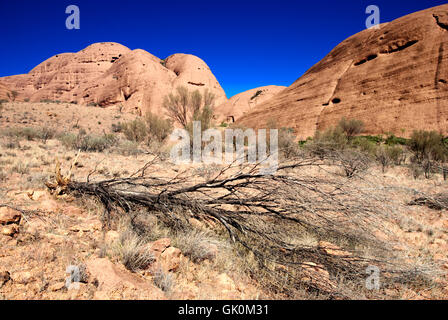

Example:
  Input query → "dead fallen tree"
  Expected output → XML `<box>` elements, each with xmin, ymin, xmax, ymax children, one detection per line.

<box><xmin>408</xmin><ymin>193</ymin><xmax>448</xmax><ymax>210</ymax></box>
<box><xmin>46</xmin><ymin>156</ymin><xmax>440</xmax><ymax>299</ymax></box>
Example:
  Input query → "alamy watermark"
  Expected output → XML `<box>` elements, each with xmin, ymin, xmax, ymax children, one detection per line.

<box><xmin>65</xmin><ymin>265</ymin><xmax>81</xmax><ymax>290</ymax></box>
<box><xmin>66</xmin><ymin>5</ymin><xmax>80</xmax><ymax>30</ymax></box>
<box><xmin>365</xmin><ymin>5</ymin><xmax>380</xmax><ymax>29</ymax></box>
<box><xmin>170</xmin><ymin>121</ymin><xmax>279</xmax><ymax>175</ymax></box>
<box><xmin>365</xmin><ymin>265</ymin><xmax>380</xmax><ymax>290</ymax></box>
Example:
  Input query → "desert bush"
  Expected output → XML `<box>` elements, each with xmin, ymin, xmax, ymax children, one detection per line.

<box><xmin>153</xmin><ymin>268</ymin><xmax>173</xmax><ymax>293</ymax></box>
<box><xmin>338</xmin><ymin>117</ymin><xmax>365</xmax><ymax>139</ymax></box>
<box><xmin>174</xmin><ymin>230</ymin><xmax>225</xmax><ymax>263</ymax></box>
<box><xmin>408</xmin><ymin>130</ymin><xmax>447</xmax><ymax>163</ymax></box>
<box><xmin>59</xmin><ymin>132</ymin><xmax>117</xmax><ymax>152</ymax></box>
<box><xmin>306</xmin><ymin>126</ymin><xmax>348</xmax><ymax>158</ymax></box>
<box><xmin>408</xmin><ymin>130</ymin><xmax>448</xmax><ymax>178</ymax></box>
<box><xmin>122</xmin><ymin>119</ymin><xmax>148</xmax><ymax>143</ymax></box>
<box><xmin>164</xmin><ymin>86</ymin><xmax>215</xmax><ymax>129</ymax></box>
<box><xmin>353</xmin><ymin>137</ymin><xmax>378</xmax><ymax>156</ymax></box>
<box><xmin>409</xmin><ymin>163</ymin><xmax>424</xmax><ymax>180</ymax></box>
<box><xmin>375</xmin><ymin>145</ymin><xmax>392</xmax><ymax>173</ymax></box>
<box><xmin>3</xmin><ymin>138</ymin><xmax>20</xmax><ymax>149</ymax></box>
<box><xmin>387</xmin><ymin>145</ymin><xmax>406</xmax><ymax>165</ymax></box>
<box><xmin>144</xmin><ymin>112</ymin><xmax>173</xmax><ymax>143</ymax></box>
<box><xmin>375</xmin><ymin>145</ymin><xmax>405</xmax><ymax>173</ymax></box>
<box><xmin>2</xmin><ymin>127</ymin><xmax>55</xmax><ymax>143</ymax></box>
<box><xmin>122</xmin><ymin>114</ymin><xmax>173</xmax><ymax>146</ymax></box>
<box><xmin>38</xmin><ymin>127</ymin><xmax>56</xmax><ymax>144</ymax></box>
<box><xmin>10</xmin><ymin>161</ymin><xmax>29</xmax><ymax>175</ymax></box>
<box><xmin>335</xmin><ymin>149</ymin><xmax>371</xmax><ymax>178</ymax></box>
<box><xmin>116</xmin><ymin>229</ymin><xmax>154</xmax><ymax>272</ymax></box>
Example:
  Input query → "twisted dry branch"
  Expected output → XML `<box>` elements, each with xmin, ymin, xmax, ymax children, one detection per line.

<box><xmin>46</xmin><ymin>156</ymin><xmax>440</xmax><ymax>298</ymax></box>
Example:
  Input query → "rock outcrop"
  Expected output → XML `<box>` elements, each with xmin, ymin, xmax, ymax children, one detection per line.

<box><xmin>0</xmin><ymin>42</ymin><xmax>227</xmax><ymax>116</ymax></box>
<box><xmin>214</xmin><ymin>85</ymin><xmax>286</xmax><ymax>123</ymax></box>
<box><xmin>0</xmin><ymin>83</ymin><xmax>12</xmax><ymax>101</ymax></box>
<box><xmin>237</xmin><ymin>4</ymin><xmax>448</xmax><ymax>139</ymax></box>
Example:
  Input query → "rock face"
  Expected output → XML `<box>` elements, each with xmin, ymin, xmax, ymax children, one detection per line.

<box><xmin>0</xmin><ymin>83</ymin><xmax>12</xmax><ymax>101</ymax></box>
<box><xmin>0</xmin><ymin>42</ymin><xmax>227</xmax><ymax>115</ymax></box>
<box><xmin>238</xmin><ymin>4</ymin><xmax>448</xmax><ymax>139</ymax></box>
<box><xmin>214</xmin><ymin>85</ymin><xmax>286</xmax><ymax>123</ymax></box>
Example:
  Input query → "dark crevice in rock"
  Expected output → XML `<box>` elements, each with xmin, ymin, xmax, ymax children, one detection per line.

<box><xmin>439</xmin><ymin>79</ymin><xmax>447</xmax><ymax>84</ymax></box>
<box><xmin>435</xmin><ymin>43</ymin><xmax>444</xmax><ymax>89</ymax></box>
<box><xmin>188</xmin><ymin>82</ymin><xmax>205</xmax><ymax>87</ymax></box>
<box><xmin>433</xmin><ymin>13</ymin><xmax>448</xmax><ymax>31</ymax></box>
<box><xmin>381</xmin><ymin>40</ymin><xmax>419</xmax><ymax>54</ymax></box>
<box><xmin>124</xmin><ymin>92</ymin><xmax>132</xmax><ymax>101</ymax></box>
<box><xmin>354</xmin><ymin>54</ymin><xmax>378</xmax><ymax>66</ymax></box>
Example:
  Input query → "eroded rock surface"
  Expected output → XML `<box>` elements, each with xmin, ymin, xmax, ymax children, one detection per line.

<box><xmin>0</xmin><ymin>42</ymin><xmax>227</xmax><ymax>116</ymax></box>
<box><xmin>238</xmin><ymin>4</ymin><xmax>448</xmax><ymax>139</ymax></box>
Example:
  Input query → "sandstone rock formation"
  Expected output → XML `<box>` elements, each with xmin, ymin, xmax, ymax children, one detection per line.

<box><xmin>214</xmin><ymin>85</ymin><xmax>286</xmax><ymax>123</ymax></box>
<box><xmin>0</xmin><ymin>42</ymin><xmax>227</xmax><ymax>116</ymax></box>
<box><xmin>0</xmin><ymin>83</ymin><xmax>12</xmax><ymax>101</ymax></box>
<box><xmin>238</xmin><ymin>4</ymin><xmax>448</xmax><ymax>139</ymax></box>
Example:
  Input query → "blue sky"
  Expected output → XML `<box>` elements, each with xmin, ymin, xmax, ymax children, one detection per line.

<box><xmin>0</xmin><ymin>0</ymin><xmax>446</xmax><ymax>98</ymax></box>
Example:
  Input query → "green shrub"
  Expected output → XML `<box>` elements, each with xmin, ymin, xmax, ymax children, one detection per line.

<box><xmin>408</xmin><ymin>130</ymin><xmax>447</xmax><ymax>163</ymax></box>
<box><xmin>407</xmin><ymin>130</ymin><xmax>447</xmax><ymax>179</ymax></box>
<box><xmin>306</xmin><ymin>126</ymin><xmax>348</xmax><ymax>158</ymax></box>
<box><xmin>386</xmin><ymin>145</ymin><xmax>406</xmax><ymax>165</ymax></box>
<box><xmin>355</xmin><ymin>135</ymin><xmax>384</xmax><ymax>144</ymax></box>
<box><xmin>353</xmin><ymin>138</ymin><xmax>377</xmax><ymax>156</ymax></box>
<box><xmin>122</xmin><ymin>119</ymin><xmax>148</xmax><ymax>143</ymax></box>
<box><xmin>338</xmin><ymin>117</ymin><xmax>365</xmax><ymax>139</ymax></box>
<box><xmin>385</xmin><ymin>135</ymin><xmax>408</xmax><ymax>146</ymax></box>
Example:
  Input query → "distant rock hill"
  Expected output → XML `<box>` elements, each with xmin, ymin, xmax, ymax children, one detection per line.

<box><xmin>237</xmin><ymin>4</ymin><xmax>448</xmax><ymax>139</ymax></box>
<box><xmin>0</xmin><ymin>42</ymin><xmax>227</xmax><ymax>115</ymax></box>
<box><xmin>2</xmin><ymin>4</ymin><xmax>448</xmax><ymax>137</ymax></box>
<box><xmin>215</xmin><ymin>85</ymin><xmax>286</xmax><ymax>123</ymax></box>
